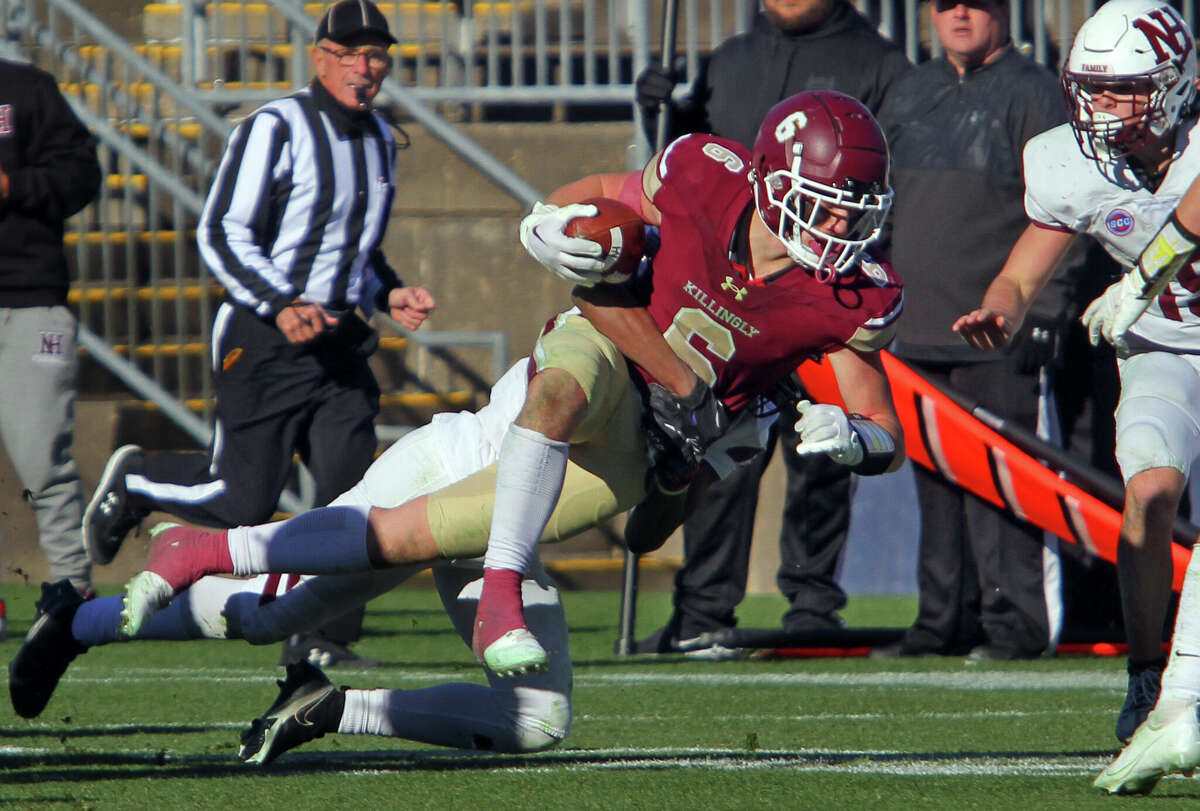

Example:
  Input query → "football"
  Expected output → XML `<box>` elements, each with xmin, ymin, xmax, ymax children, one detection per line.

<box><xmin>564</xmin><ymin>197</ymin><xmax>647</xmax><ymax>284</ymax></box>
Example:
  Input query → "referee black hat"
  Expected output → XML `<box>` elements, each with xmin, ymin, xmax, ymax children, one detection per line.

<box><xmin>315</xmin><ymin>0</ymin><xmax>397</xmax><ymax>45</ymax></box>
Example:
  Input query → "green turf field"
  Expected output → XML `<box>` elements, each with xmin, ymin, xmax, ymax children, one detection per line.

<box><xmin>2</xmin><ymin>582</ymin><xmax>1194</xmax><ymax>809</ymax></box>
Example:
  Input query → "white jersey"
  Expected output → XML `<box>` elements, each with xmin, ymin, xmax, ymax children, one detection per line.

<box><xmin>1024</xmin><ymin>118</ymin><xmax>1200</xmax><ymax>351</ymax></box>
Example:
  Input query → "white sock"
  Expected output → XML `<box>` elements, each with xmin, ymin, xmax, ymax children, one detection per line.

<box><xmin>482</xmin><ymin>424</ymin><xmax>568</xmax><ymax>574</ymax></box>
<box><xmin>227</xmin><ymin>504</ymin><xmax>372</xmax><ymax>576</ymax></box>
<box><xmin>339</xmin><ymin>684</ymin><xmax>564</xmax><ymax>752</ymax></box>
<box><xmin>1160</xmin><ymin>549</ymin><xmax>1200</xmax><ymax>707</ymax></box>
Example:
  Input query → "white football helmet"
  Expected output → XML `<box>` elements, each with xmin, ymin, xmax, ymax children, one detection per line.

<box><xmin>1062</xmin><ymin>0</ymin><xmax>1197</xmax><ymax>163</ymax></box>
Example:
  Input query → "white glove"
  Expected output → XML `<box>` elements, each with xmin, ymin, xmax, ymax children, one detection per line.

<box><xmin>1080</xmin><ymin>270</ymin><xmax>1149</xmax><ymax>353</ymax></box>
<box><xmin>793</xmin><ymin>400</ymin><xmax>863</xmax><ymax>466</ymax></box>
<box><xmin>519</xmin><ymin>202</ymin><xmax>606</xmax><ymax>286</ymax></box>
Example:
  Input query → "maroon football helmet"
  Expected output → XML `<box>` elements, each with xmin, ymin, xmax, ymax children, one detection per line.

<box><xmin>751</xmin><ymin>91</ymin><xmax>892</xmax><ymax>281</ymax></box>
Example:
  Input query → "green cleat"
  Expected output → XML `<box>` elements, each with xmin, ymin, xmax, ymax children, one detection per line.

<box><xmin>1094</xmin><ymin>703</ymin><xmax>1200</xmax><ymax>795</ymax></box>
<box><xmin>481</xmin><ymin>628</ymin><xmax>548</xmax><ymax>678</ymax></box>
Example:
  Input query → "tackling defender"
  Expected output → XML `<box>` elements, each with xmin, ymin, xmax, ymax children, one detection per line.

<box><xmin>951</xmin><ymin>0</ymin><xmax>1200</xmax><ymax>793</ymax></box>
<box><xmin>11</xmin><ymin>91</ymin><xmax>905</xmax><ymax>763</ymax></box>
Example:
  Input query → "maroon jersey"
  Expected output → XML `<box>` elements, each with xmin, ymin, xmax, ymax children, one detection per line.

<box><xmin>641</xmin><ymin>134</ymin><xmax>903</xmax><ymax>414</ymax></box>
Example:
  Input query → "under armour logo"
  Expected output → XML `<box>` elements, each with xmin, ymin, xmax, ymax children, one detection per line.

<box><xmin>721</xmin><ymin>276</ymin><xmax>747</xmax><ymax>301</ymax></box>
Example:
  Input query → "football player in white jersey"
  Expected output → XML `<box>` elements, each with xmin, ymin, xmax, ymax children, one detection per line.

<box><xmin>952</xmin><ymin>0</ymin><xmax>1200</xmax><ymax>794</ymax></box>
<box><xmin>10</xmin><ymin>359</ymin><xmax>578</xmax><ymax>763</ymax></box>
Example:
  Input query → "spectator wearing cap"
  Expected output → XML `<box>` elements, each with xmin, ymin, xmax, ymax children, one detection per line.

<box><xmin>82</xmin><ymin>0</ymin><xmax>435</xmax><ymax>667</ymax></box>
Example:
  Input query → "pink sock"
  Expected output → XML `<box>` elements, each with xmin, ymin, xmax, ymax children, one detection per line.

<box><xmin>471</xmin><ymin>568</ymin><xmax>526</xmax><ymax>660</ymax></box>
<box><xmin>146</xmin><ymin>526</ymin><xmax>233</xmax><ymax>593</ymax></box>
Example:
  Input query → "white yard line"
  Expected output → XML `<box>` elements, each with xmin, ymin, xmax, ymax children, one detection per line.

<box><xmin>44</xmin><ymin>667</ymin><xmax>1127</xmax><ymax>691</ymax></box>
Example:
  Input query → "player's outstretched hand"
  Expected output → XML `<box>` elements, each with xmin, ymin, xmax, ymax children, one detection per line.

<box><xmin>519</xmin><ymin>202</ymin><xmax>606</xmax><ymax>286</ymax></box>
<box><xmin>951</xmin><ymin>308</ymin><xmax>1013</xmax><ymax>351</ymax></box>
<box><xmin>793</xmin><ymin>400</ymin><xmax>863</xmax><ymax>466</ymax></box>
<box><xmin>387</xmin><ymin>285</ymin><xmax>436</xmax><ymax>330</ymax></box>
<box><xmin>1081</xmin><ymin>272</ymin><xmax>1147</xmax><ymax>353</ymax></box>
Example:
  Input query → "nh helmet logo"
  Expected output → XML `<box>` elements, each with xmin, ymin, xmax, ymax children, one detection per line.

<box><xmin>1106</xmin><ymin>209</ymin><xmax>1135</xmax><ymax>236</ymax></box>
<box><xmin>774</xmin><ymin>112</ymin><xmax>808</xmax><ymax>142</ymax></box>
<box><xmin>1133</xmin><ymin>7</ymin><xmax>1192</xmax><ymax>63</ymax></box>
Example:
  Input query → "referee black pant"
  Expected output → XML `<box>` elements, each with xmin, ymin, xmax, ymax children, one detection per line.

<box><xmin>129</xmin><ymin>302</ymin><xmax>380</xmax><ymax>642</ymax></box>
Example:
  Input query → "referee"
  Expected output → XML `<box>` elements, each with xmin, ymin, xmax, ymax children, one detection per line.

<box><xmin>83</xmin><ymin>0</ymin><xmax>434</xmax><ymax>664</ymax></box>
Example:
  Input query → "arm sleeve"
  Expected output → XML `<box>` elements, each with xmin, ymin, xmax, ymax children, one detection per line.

<box><xmin>361</xmin><ymin>250</ymin><xmax>403</xmax><ymax>317</ymax></box>
<box><xmin>196</xmin><ymin>111</ymin><xmax>297</xmax><ymax>318</ymax></box>
<box><xmin>4</xmin><ymin>73</ymin><xmax>101</xmax><ymax>222</ymax></box>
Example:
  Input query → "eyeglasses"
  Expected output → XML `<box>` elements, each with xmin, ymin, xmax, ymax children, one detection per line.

<box><xmin>317</xmin><ymin>44</ymin><xmax>390</xmax><ymax>69</ymax></box>
<box><xmin>932</xmin><ymin>0</ymin><xmax>1003</xmax><ymax>12</ymax></box>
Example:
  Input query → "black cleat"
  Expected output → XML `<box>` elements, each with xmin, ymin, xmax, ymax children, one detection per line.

<box><xmin>83</xmin><ymin>445</ymin><xmax>147</xmax><ymax>565</ymax></box>
<box><xmin>280</xmin><ymin>633</ymin><xmax>381</xmax><ymax>669</ymax></box>
<box><xmin>1117</xmin><ymin>659</ymin><xmax>1165</xmax><ymax>744</ymax></box>
<box><xmin>9</xmin><ymin>580</ymin><xmax>88</xmax><ymax>718</ymax></box>
<box><xmin>239</xmin><ymin>660</ymin><xmax>345</xmax><ymax>765</ymax></box>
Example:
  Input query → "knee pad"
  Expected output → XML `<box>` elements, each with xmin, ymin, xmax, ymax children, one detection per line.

<box><xmin>509</xmin><ymin>686</ymin><xmax>571</xmax><ymax>752</ymax></box>
<box><xmin>1115</xmin><ymin>397</ymin><xmax>1198</xmax><ymax>481</ymax></box>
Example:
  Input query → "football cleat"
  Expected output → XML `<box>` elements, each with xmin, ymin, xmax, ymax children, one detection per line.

<box><xmin>1117</xmin><ymin>660</ymin><xmax>1164</xmax><ymax>743</ymax></box>
<box><xmin>1094</xmin><ymin>702</ymin><xmax>1200</xmax><ymax>795</ymax></box>
<box><xmin>9</xmin><ymin>580</ymin><xmax>88</xmax><ymax>718</ymax></box>
<box><xmin>479</xmin><ymin>628</ymin><xmax>548</xmax><ymax>677</ymax></box>
<box><xmin>83</xmin><ymin>444</ymin><xmax>146</xmax><ymax>565</ymax></box>
<box><xmin>239</xmin><ymin>660</ymin><xmax>345</xmax><ymax>766</ymax></box>
<box><xmin>280</xmin><ymin>633</ymin><xmax>381</xmax><ymax>669</ymax></box>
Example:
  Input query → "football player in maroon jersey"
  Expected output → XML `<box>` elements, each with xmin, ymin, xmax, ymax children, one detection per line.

<box><xmin>98</xmin><ymin>91</ymin><xmax>906</xmax><ymax>687</ymax></box>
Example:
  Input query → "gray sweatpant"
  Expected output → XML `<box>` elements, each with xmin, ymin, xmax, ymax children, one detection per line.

<box><xmin>0</xmin><ymin>305</ymin><xmax>90</xmax><ymax>592</ymax></box>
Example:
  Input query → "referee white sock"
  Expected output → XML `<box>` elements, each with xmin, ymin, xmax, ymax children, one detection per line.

<box><xmin>1159</xmin><ymin>549</ymin><xmax>1200</xmax><ymax>709</ymax></box>
<box><xmin>482</xmin><ymin>424</ymin><xmax>569</xmax><ymax>575</ymax></box>
<box><xmin>227</xmin><ymin>504</ymin><xmax>372</xmax><ymax>576</ymax></box>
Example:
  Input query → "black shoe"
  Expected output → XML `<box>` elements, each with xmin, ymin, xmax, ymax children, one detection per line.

<box><xmin>280</xmin><ymin>633</ymin><xmax>381</xmax><ymax>668</ymax></box>
<box><xmin>1116</xmin><ymin>658</ymin><xmax>1165</xmax><ymax>744</ymax></box>
<box><xmin>868</xmin><ymin>639</ymin><xmax>945</xmax><ymax>659</ymax></box>
<box><xmin>782</xmin><ymin>612</ymin><xmax>846</xmax><ymax>634</ymax></box>
<box><xmin>83</xmin><ymin>445</ymin><xmax>147</xmax><ymax>565</ymax></box>
<box><xmin>239</xmin><ymin>661</ymin><xmax>346</xmax><ymax>766</ymax></box>
<box><xmin>9</xmin><ymin>580</ymin><xmax>88</xmax><ymax>718</ymax></box>
<box><xmin>964</xmin><ymin>644</ymin><xmax>1040</xmax><ymax>662</ymax></box>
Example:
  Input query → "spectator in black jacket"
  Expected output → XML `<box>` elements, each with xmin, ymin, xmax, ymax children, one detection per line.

<box><xmin>0</xmin><ymin>58</ymin><xmax>102</xmax><ymax>626</ymax></box>
<box><xmin>633</xmin><ymin>0</ymin><xmax>909</xmax><ymax>655</ymax></box>
<box><xmin>870</xmin><ymin>0</ymin><xmax>1081</xmax><ymax>661</ymax></box>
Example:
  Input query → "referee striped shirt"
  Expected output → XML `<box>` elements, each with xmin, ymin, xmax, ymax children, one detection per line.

<box><xmin>197</xmin><ymin>80</ymin><xmax>401</xmax><ymax>319</ymax></box>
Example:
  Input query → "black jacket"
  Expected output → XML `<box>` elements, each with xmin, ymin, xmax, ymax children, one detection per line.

<box><xmin>0</xmin><ymin>59</ymin><xmax>101</xmax><ymax>307</ymax></box>
<box><xmin>651</xmin><ymin>1</ymin><xmax>910</xmax><ymax>149</ymax></box>
<box><xmin>877</xmin><ymin>48</ymin><xmax>1072</xmax><ymax>361</ymax></box>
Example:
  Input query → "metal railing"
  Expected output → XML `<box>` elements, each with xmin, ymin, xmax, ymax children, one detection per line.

<box><xmin>2</xmin><ymin>0</ymin><xmax>515</xmax><ymax>423</ymax></box>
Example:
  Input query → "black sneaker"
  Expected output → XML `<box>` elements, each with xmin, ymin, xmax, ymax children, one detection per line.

<box><xmin>9</xmin><ymin>580</ymin><xmax>88</xmax><ymax>718</ymax></box>
<box><xmin>280</xmin><ymin>633</ymin><xmax>381</xmax><ymax>668</ymax></box>
<box><xmin>1117</xmin><ymin>659</ymin><xmax>1165</xmax><ymax>744</ymax></box>
<box><xmin>83</xmin><ymin>445</ymin><xmax>147</xmax><ymax>565</ymax></box>
<box><xmin>239</xmin><ymin>661</ymin><xmax>346</xmax><ymax>765</ymax></box>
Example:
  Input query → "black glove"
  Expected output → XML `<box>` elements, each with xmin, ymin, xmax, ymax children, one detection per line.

<box><xmin>635</xmin><ymin>61</ymin><xmax>682</xmax><ymax>111</ymax></box>
<box><xmin>646</xmin><ymin>381</ymin><xmax>728</xmax><ymax>467</ymax></box>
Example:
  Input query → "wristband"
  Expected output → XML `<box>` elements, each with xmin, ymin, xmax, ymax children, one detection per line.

<box><xmin>846</xmin><ymin>415</ymin><xmax>896</xmax><ymax>475</ymax></box>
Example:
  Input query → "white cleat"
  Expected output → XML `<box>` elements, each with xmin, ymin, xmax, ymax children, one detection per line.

<box><xmin>1094</xmin><ymin>702</ymin><xmax>1200</xmax><ymax>795</ymax></box>
<box><xmin>118</xmin><ymin>570</ymin><xmax>174</xmax><ymax>639</ymax></box>
<box><xmin>481</xmin><ymin>628</ymin><xmax>548</xmax><ymax>677</ymax></box>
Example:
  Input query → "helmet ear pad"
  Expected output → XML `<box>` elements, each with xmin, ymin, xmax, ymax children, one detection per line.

<box><xmin>750</xmin><ymin>90</ymin><xmax>892</xmax><ymax>277</ymax></box>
